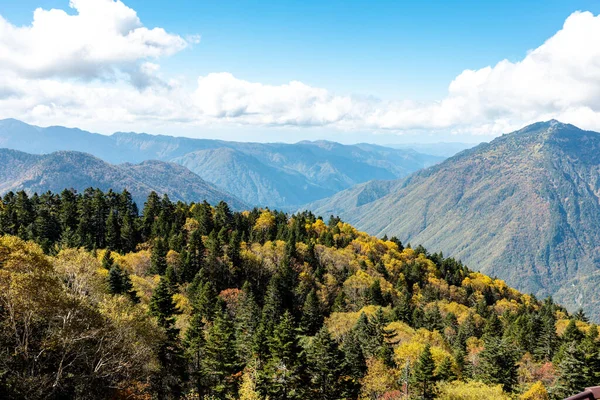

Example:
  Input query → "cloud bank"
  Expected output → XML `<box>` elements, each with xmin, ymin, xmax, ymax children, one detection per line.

<box><xmin>1</xmin><ymin>1</ymin><xmax>600</xmax><ymax>137</ymax></box>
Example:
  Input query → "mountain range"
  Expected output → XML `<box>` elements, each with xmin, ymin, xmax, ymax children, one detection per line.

<box><xmin>307</xmin><ymin>120</ymin><xmax>600</xmax><ymax>316</ymax></box>
<box><xmin>0</xmin><ymin>148</ymin><xmax>248</xmax><ymax>209</ymax></box>
<box><xmin>0</xmin><ymin>119</ymin><xmax>443</xmax><ymax>208</ymax></box>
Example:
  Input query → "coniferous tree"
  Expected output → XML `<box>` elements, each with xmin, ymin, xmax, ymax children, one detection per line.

<box><xmin>413</xmin><ymin>344</ymin><xmax>436</xmax><ymax>399</ymax></box>
<box><xmin>105</xmin><ymin>209</ymin><xmax>120</xmax><ymax>251</ymax></box>
<box><xmin>203</xmin><ymin>308</ymin><xmax>239</xmax><ymax>397</ymax></box>
<box><xmin>235</xmin><ymin>282</ymin><xmax>261</xmax><ymax>363</ymax></box>
<box><xmin>149</xmin><ymin>276</ymin><xmax>185</xmax><ymax>397</ymax></box>
<box><xmin>305</xmin><ymin>326</ymin><xmax>351</xmax><ymax>399</ymax></box>
<box><xmin>582</xmin><ymin>325</ymin><xmax>600</xmax><ymax>386</ymax></box>
<box><xmin>151</xmin><ymin>238</ymin><xmax>168</xmax><ymax>275</ymax></box>
<box><xmin>101</xmin><ymin>249</ymin><xmax>114</xmax><ymax>269</ymax></box>
<box><xmin>477</xmin><ymin>337</ymin><xmax>519</xmax><ymax>392</ymax></box>
<box><xmin>300</xmin><ymin>289</ymin><xmax>323</xmax><ymax>336</ymax></box>
<box><xmin>436</xmin><ymin>356</ymin><xmax>456</xmax><ymax>382</ymax></box>
<box><xmin>556</xmin><ymin>342</ymin><xmax>587</xmax><ymax>397</ymax></box>
<box><xmin>261</xmin><ymin>311</ymin><xmax>305</xmax><ymax>399</ymax></box>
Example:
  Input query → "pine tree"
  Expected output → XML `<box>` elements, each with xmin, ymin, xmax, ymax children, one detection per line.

<box><xmin>105</xmin><ymin>209</ymin><xmax>120</xmax><ymax>251</ymax></box>
<box><xmin>436</xmin><ymin>356</ymin><xmax>456</xmax><ymax>382</ymax></box>
<box><xmin>342</xmin><ymin>330</ymin><xmax>367</xmax><ymax>382</ymax></box>
<box><xmin>482</xmin><ymin>312</ymin><xmax>503</xmax><ymax>340</ymax></box>
<box><xmin>235</xmin><ymin>282</ymin><xmax>261</xmax><ymax>363</ymax></box>
<box><xmin>563</xmin><ymin>319</ymin><xmax>584</xmax><ymax>343</ymax></box>
<box><xmin>107</xmin><ymin>263</ymin><xmax>138</xmax><ymax>302</ymax></box>
<box><xmin>582</xmin><ymin>325</ymin><xmax>600</xmax><ymax>386</ymax></box>
<box><xmin>413</xmin><ymin>344</ymin><xmax>436</xmax><ymax>399</ymax></box>
<box><xmin>149</xmin><ymin>276</ymin><xmax>178</xmax><ymax>335</ymax></box>
<box><xmin>262</xmin><ymin>311</ymin><xmax>304</xmax><ymax>399</ymax></box>
<box><xmin>108</xmin><ymin>264</ymin><xmax>124</xmax><ymax>294</ymax></box>
<box><xmin>477</xmin><ymin>337</ymin><xmax>519</xmax><ymax>392</ymax></box>
<box><xmin>300</xmin><ymin>289</ymin><xmax>323</xmax><ymax>336</ymax></box>
<box><xmin>306</xmin><ymin>326</ymin><xmax>351</xmax><ymax>399</ymax></box>
<box><xmin>556</xmin><ymin>342</ymin><xmax>587</xmax><ymax>397</ymax></box>
<box><xmin>203</xmin><ymin>309</ymin><xmax>239</xmax><ymax>397</ymax></box>
<box><xmin>151</xmin><ymin>238</ymin><xmax>168</xmax><ymax>275</ymax></box>
<box><xmin>101</xmin><ymin>249</ymin><xmax>114</xmax><ymax>269</ymax></box>
<box><xmin>423</xmin><ymin>304</ymin><xmax>444</xmax><ymax>332</ymax></box>
<box><xmin>149</xmin><ymin>276</ymin><xmax>185</xmax><ymax>397</ymax></box>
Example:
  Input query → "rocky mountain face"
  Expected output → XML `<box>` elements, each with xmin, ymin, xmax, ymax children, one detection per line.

<box><xmin>307</xmin><ymin>121</ymin><xmax>600</xmax><ymax>317</ymax></box>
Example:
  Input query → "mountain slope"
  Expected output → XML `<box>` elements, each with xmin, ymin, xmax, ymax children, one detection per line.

<box><xmin>0</xmin><ymin>149</ymin><xmax>248</xmax><ymax>209</ymax></box>
<box><xmin>0</xmin><ymin>119</ymin><xmax>443</xmax><ymax>207</ymax></box>
<box><xmin>307</xmin><ymin>121</ymin><xmax>600</xmax><ymax>315</ymax></box>
<box><xmin>172</xmin><ymin>148</ymin><xmax>332</xmax><ymax>207</ymax></box>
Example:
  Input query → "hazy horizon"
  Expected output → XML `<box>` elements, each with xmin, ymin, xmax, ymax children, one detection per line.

<box><xmin>2</xmin><ymin>0</ymin><xmax>600</xmax><ymax>143</ymax></box>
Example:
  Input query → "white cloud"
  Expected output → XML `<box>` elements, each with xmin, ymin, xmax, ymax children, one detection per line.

<box><xmin>1</xmin><ymin>3</ymin><xmax>600</xmax><ymax>137</ymax></box>
<box><xmin>0</xmin><ymin>0</ymin><xmax>187</xmax><ymax>80</ymax></box>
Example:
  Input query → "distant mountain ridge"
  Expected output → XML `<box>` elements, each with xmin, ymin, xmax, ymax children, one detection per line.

<box><xmin>0</xmin><ymin>148</ymin><xmax>248</xmax><ymax>209</ymax></box>
<box><xmin>307</xmin><ymin>120</ymin><xmax>600</xmax><ymax>316</ymax></box>
<box><xmin>0</xmin><ymin>119</ymin><xmax>443</xmax><ymax>208</ymax></box>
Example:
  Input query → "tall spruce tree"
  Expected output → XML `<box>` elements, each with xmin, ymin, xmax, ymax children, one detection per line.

<box><xmin>413</xmin><ymin>344</ymin><xmax>436</xmax><ymax>399</ymax></box>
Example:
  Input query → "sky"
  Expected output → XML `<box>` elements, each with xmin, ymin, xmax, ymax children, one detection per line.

<box><xmin>1</xmin><ymin>0</ymin><xmax>600</xmax><ymax>144</ymax></box>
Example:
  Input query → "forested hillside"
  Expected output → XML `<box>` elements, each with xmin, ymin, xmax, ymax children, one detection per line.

<box><xmin>0</xmin><ymin>119</ymin><xmax>442</xmax><ymax>207</ymax></box>
<box><xmin>0</xmin><ymin>188</ymin><xmax>596</xmax><ymax>399</ymax></box>
<box><xmin>308</xmin><ymin>120</ymin><xmax>600</xmax><ymax>319</ymax></box>
<box><xmin>0</xmin><ymin>149</ymin><xmax>248</xmax><ymax>210</ymax></box>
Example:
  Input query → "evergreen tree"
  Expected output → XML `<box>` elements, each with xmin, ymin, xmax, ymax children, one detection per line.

<box><xmin>582</xmin><ymin>325</ymin><xmax>600</xmax><ymax>386</ymax></box>
<box><xmin>235</xmin><ymin>282</ymin><xmax>261</xmax><ymax>363</ymax></box>
<box><xmin>262</xmin><ymin>311</ymin><xmax>305</xmax><ymax>399</ymax></box>
<box><xmin>556</xmin><ymin>342</ymin><xmax>588</xmax><ymax>398</ymax></box>
<box><xmin>149</xmin><ymin>276</ymin><xmax>185</xmax><ymax>398</ymax></box>
<box><xmin>300</xmin><ymin>289</ymin><xmax>323</xmax><ymax>336</ymax></box>
<box><xmin>482</xmin><ymin>312</ymin><xmax>503</xmax><ymax>340</ymax></box>
<box><xmin>423</xmin><ymin>304</ymin><xmax>444</xmax><ymax>332</ymax></box>
<box><xmin>477</xmin><ymin>337</ymin><xmax>519</xmax><ymax>392</ymax></box>
<box><xmin>342</xmin><ymin>330</ymin><xmax>367</xmax><ymax>382</ymax></box>
<box><xmin>305</xmin><ymin>326</ymin><xmax>351</xmax><ymax>399</ymax></box>
<box><xmin>151</xmin><ymin>238</ymin><xmax>168</xmax><ymax>275</ymax></box>
<box><xmin>413</xmin><ymin>344</ymin><xmax>436</xmax><ymax>399</ymax></box>
<box><xmin>101</xmin><ymin>249</ymin><xmax>114</xmax><ymax>269</ymax></box>
<box><xmin>563</xmin><ymin>319</ymin><xmax>584</xmax><ymax>343</ymax></box>
<box><xmin>203</xmin><ymin>309</ymin><xmax>239</xmax><ymax>397</ymax></box>
<box><xmin>150</xmin><ymin>276</ymin><xmax>179</xmax><ymax>334</ymax></box>
<box><xmin>436</xmin><ymin>356</ymin><xmax>456</xmax><ymax>382</ymax></box>
<box><xmin>105</xmin><ymin>209</ymin><xmax>120</xmax><ymax>251</ymax></box>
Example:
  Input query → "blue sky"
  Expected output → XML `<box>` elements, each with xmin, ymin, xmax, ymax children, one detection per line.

<box><xmin>1</xmin><ymin>0</ymin><xmax>600</xmax><ymax>143</ymax></box>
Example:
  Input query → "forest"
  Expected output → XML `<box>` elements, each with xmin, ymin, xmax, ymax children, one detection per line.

<box><xmin>0</xmin><ymin>187</ymin><xmax>596</xmax><ymax>399</ymax></box>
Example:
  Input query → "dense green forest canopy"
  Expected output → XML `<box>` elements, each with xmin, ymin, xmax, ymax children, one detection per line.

<box><xmin>0</xmin><ymin>188</ymin><xmax>596</xmax><ymax>399</ymax></box>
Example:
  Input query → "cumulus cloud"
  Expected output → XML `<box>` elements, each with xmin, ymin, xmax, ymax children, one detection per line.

<box><xmin>0</xmin><ymin>0</ymin><xmax>188</xmax><ymax>80</ymax></box>
<box><xmin>1</xmin><ymin>3</ymin><xmax>600</xmax><ymax>137</ymax></box>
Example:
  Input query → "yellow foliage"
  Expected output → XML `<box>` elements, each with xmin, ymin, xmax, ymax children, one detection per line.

<box><xmin>520</xmin><ymin>381</ymin><xmax>549</xmax><ymax>400</ymax></box>
<box><xmin>311</xmin><ymin>219</ymin><xmax>328</xmax><ymax>236</ymax></box>
<box><xmin>183</xmin><ymin>217</ymin><xmax>199</xmax><ymax>235</ymax></box>
<box><xmin>494</xmin><ymin>298</ymin><xmax>520</xmax><ymax>315</ymax></box>
<box><xmin>120</xmin><ymin>250</ymin><xmax>152</xmax><ymax>276</ymax></box>
<box><xmin>253</xmin><ymin>210</ymin><xmax>275</xmax><ymax>232</ymax></box>
<box><xmin>131</xmin><ymin>274</ymin><xmax>159</xmax><ymax>304</ymax></box>
<box><xmin>386</xmin><ymin>321</ymin><xmax>416</xmax><ymax>344</ymax></box>
<box><xmin>54</xmin><ymin>247</ymin><xmax>105</xmax><ymax>300</ymax></box>
<box><xmin>436</xmin><ymin>300</ymin><xmax>472</xmax><ymax>324</ymax></box>
<box><xmin>0</xmin><ymin>235</ymin><xmax>64</xmax><ymax>319</ymax></box>
<box><xmin>166</xmin><ymin>250</ymin><xmax>181</xmax><ymax>268</ymax></box>
<box><xmin>436</xmin><ymin>380</ymin><xmax>510</xmax><ymax>399</ymax></box>
<box><xmin>359</xmin><ymin>358</ymin><xmax>399</xmax><ymax>399</ymax></box>
<box><xmin>238</xmin><ymin>368</ymin><xmax>262</xmax><ymax>400</ymax></box>
<box><xmin>326</xmin><ymin>306</ymin><xmax>390</xmax><ymax>339</ymax></box>
<box><xmin>394</xmin><ymin>338</ymin><xmax>450</xmax><ymax>368</ymax></box>
<box><xmin>556</xmin><ymin>319</ymin><xmax>590</xmax><ymax>336</ymax></box>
